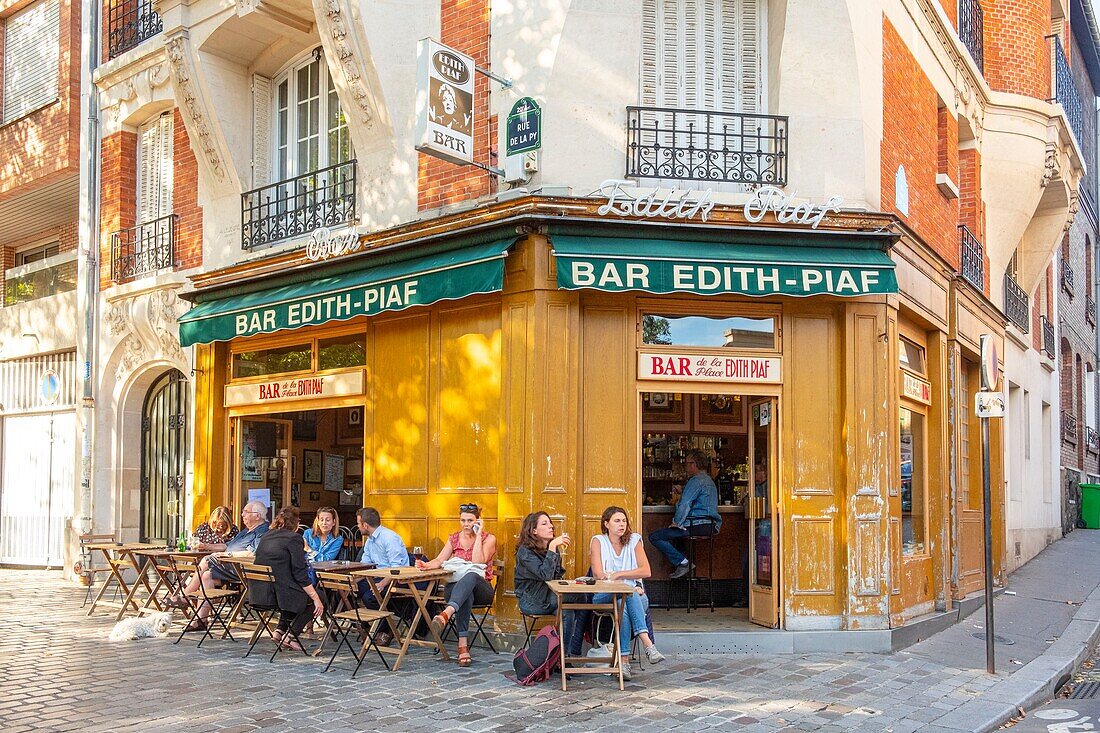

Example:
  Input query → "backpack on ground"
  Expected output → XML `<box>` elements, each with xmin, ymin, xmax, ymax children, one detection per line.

<box><xmin>512</xmin><ymin>625</ymin><xmax>560</xmax><ymax>686</ymax></box>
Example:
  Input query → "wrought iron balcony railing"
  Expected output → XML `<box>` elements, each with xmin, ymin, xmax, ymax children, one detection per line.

<box><xmin>107</xmin><ymin>0</ymin><xmax>162</xmax><ymax>59</ymax></box>
<box><xmin>625</xmin><ymin>106</ymin><xmax>788</xmax><ymax>186</ymax></box>
<box><xmin>111</xmin><ymin>214</ymin><xmax>177</xmax><ymax>282</ymax></box>
<box><xmin>958</xmin><ymin>224</ymin><xmax>984</xmax><ymax>290</ymax></box>
<box><xmin>959</xmin><ymin>0</ymin><xmax>984</xmax><ymax>74</ymax></box>
<box><xmin>1049</xmin><ymin>34</ymin><xmax>1084</xmax><ymax>149</ymax></box>
<box><xmin>241</xmin><ymin>160</ymin><xmax>357</xmax><ymax>251</ymax></box>
<box><xmin>1062</xmin><ymin>256</ymin><xmax>1075</xmax><ymax>295</ymax></box>
<box><xmin>1003</xmin><ymin>272</ymin><xmax>1030</xmax><ymax>333</ymax></box>
<box><xmin>1088</xmin><ymin>427</ymin><xmax>1099</xmax><ymax>454</ymax></box>
<box><xmin>1088</xmin><ymin>294</ymin><xmax>1096</xmax><ymax>327</ymax></box>
<box><xmin>1041</xmin><ymin>315</ymin><xmax>1056</xmax><ymax>359</ymax></box>
<box><xmin>1064</xmin><ymin>412</ymin><xmax>1078</xmax><ymax>444</ymax></box>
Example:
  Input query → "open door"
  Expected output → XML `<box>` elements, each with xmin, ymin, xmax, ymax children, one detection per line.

<box><xmin>234</xmin><ymin>417</ymin><xmax>293</xmax><ymax>519</ymax></box>
<box><xmin>748</xmin><ymin>397</ymin><xmax>779</xmax><ymax>628</ymax></box>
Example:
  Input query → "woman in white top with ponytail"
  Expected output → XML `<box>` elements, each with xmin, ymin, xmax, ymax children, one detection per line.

<box><xmin>589</xmin><ymin>505</ymin><xmax>665</xmax><ymax>679</ymax></box>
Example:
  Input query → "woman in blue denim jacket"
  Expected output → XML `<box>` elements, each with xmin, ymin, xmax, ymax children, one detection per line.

<box><xmin>302</xmin><ymin>507</ymin><xmax>343</xmax><ymax>562</ymax></box>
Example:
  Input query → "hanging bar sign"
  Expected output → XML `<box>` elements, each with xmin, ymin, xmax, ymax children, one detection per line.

<box><xmin>415</xmin><ymin>38</ymin><xmax>475</xmax><ymax>165</ymax></box>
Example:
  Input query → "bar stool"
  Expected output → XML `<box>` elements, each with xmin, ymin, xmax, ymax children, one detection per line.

<box><xmin>680</xmin><ymin>519</ymin><xmax>718</xmax><ymax>613</ymax></box>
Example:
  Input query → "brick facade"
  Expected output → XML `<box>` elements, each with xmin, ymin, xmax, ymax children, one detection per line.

<box><xmin>983</xmin><ymin>0</ymin><xmax>1050</xmax><ymax>99</ymax></box>
<box><xmin>172</xmin><ymin>109</ymin><xmax>202</xmax><ymax>272</ymax></box>
<box><xmin>99</xmin><ymin>129</ymin><xmax>137</xmax><ymax>290</ymax></box>
<box><xmin>417</xmin><ymin>0</ymin><xmax>496</xmax><ymax>211</ymax></box>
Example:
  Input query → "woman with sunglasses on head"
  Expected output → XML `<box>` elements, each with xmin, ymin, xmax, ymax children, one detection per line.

<box><xmin>417</xmin><ymin>502</ymin><xmax>497</xmax><ymax>667</ymax></box>
<box><xmin>590</xmin><ymin>505</ymin><xmax>665</xmax><ymax>680</ymax></box>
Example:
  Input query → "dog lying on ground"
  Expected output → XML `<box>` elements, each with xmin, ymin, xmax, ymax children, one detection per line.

<box><xmin>108</xmin><ymin>611</ymin><xmax>173</xmax><ymax>641</ymax></box>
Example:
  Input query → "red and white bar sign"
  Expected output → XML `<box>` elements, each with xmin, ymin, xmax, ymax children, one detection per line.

<box><xmin>225</xmin><ymin>371</ymin><xmax>364</xmax><ymax>407</ymax></box>
<box><xmin>639</xmin><ymin>352</ymin><xmax>781</xmax><ymax>383</ymax></box>
<box><xmin>901</xmin><ymin>371</ymin><xmax>931</xmax><ymax>404</ymax></box>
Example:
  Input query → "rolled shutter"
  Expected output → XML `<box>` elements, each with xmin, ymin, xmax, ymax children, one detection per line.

<box><xmin>252</xmin><ymin>74</ymin><xmax>272</xmax><ymax>188</ymax></box>
<box><xmin>2</xmin><ymin>0</ymin><xmax>61</xmax><ymax>124</ymax></box>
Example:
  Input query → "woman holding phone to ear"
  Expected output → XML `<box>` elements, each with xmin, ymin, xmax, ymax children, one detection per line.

<box><xmin>417</xmin><ymin>502</ymin><xmax>497</xmax><ymax>666</ymax></box>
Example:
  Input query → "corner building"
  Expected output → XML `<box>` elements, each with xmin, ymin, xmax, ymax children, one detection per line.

<box><xmin>88</xmin><ymin>0</ymin><xmax>1090</xmax><ymax>648</ymax></box>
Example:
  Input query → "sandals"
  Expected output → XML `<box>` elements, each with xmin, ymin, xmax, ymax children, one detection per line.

<box><xmin>457</xmin><ymin>643</ymin><xmax>472</xmax><ymax>667</ymax></box>
<box><xmin>163</xmin><ymin>594</ymin><xmax>189</xmax><ymax>610</ymax></box>
<box><xmin>184</xmin><ymin>617</ymin><xmax>209</xmax><ymax>632</ymax></box>
<box><xmin>430</xmin><ymin>607</ymin><xmax>453</xmax><ymax>636</ymax></box>
<box><xmin>280</xmin><ymin>637</ymin><xmax>305</xmax><ymax>652</ymax></box>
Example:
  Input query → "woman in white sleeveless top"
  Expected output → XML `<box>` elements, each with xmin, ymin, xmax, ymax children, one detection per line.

<box><xmin>590</xmin><ymin>506</ymin><xmax>665</xmax><ymax>679</ymax></box>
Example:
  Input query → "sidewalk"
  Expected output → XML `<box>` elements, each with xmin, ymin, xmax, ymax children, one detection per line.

<box><xmin>0</xmin><ymin>531</ymin><xmax>1097</xmax><ymax>733</ymax></box>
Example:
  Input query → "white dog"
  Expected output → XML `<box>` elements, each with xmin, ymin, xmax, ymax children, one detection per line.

<box><xmin>108</xmin><ymin>611</ymin><xmax>174</xmax><ymax>641</ymax></box>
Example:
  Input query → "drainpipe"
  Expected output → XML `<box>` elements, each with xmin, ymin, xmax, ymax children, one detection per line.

<box><xmin>78</xmin><ymin>0</ymin><xmax>102</xmax><ymax>536</ymax></box>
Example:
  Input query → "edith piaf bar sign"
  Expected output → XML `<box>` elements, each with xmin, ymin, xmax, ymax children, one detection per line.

<box><xmin>639</xmin><ymin>353</ymin><xmax>781</xmax><ymax>384</ymax></box>
<box><xmin>415</xmin><ymin>39</ymin><xmax>475</xmax><ymax>165</ymax></box>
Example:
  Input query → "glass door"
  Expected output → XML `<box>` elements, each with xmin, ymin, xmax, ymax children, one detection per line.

<box><xmin>748</xmin><ymin>397</ymin><xmax>779</xmax><ymax>628</ymax></box>
<box><xmin>234</xmin><ymin>417</ymin><xmax>293</xmax><ymax>520</ymax></box>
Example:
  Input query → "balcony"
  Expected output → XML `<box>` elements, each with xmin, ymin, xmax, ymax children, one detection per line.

<box><xmin>241</xmin><ymin>160</ymin><xmax>357</xmax><ymax>251</ymax></box>
<box><xmin>1088</xmin><ymin>427</ymin><xmax>1099</xmax><ymax>454</ymax></box>
<box><xmin>3</xmin><ymin>251</ymin><xmax>77</xmax><ymax>307</ymax></box>
<box><xmin>1088</xmin><ymin>294</ymin><xmax>1096</xmax><ymax>327</ymax></box>
<box><xmin>1049</xmin><ymin>35</ymin><xmax>1084</xmax><ymax>149</ymax></box>
<box><xmin>107</xmin><ymin>0</ymin><xmax>163</xmax><ymax>59</ymax></box>
<box><xmin>958</xmin><ymin>224</ymin><xmax>984</xmax><ymax>290</ymax></box>
<box><xmin>111</xmin><ymin>214</ymin><xmax>177</xmax><ymax>283</ymax></box>
<box><xmin>958</xmin><ymin>0</ymin><xmax>984</xmax><ymax>74</ymax></box>
<box><xmin>1003</xmin><ymin>272</ymin><xmax>1030</xmax><ymax>333</ymax></box>
<box><xmin>1064</xmin><ymin>412</ymin><xmax>1078</xmax><ymax>444</ymax></box>
<box><xmin>1062</xmin><ymin>257</ymin><xmax>1074</xmax><ymax>295</ymax></box>
<box><xmin>1041</xmin><ymin>315</ymin><xmax>1056</xmax><ymax>359</ymax></box>
<box><xmin>625</xmin><ymin>106</ymin><xmax>788</xmax><ymax>186</ymax></box>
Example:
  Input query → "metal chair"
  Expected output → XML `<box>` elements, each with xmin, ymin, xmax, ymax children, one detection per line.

<box><xmin>168</xmin><ymin>555</ymin><xmax>241</xmax><ymax>647</ymax></box>
<box><xmin>315</xmin><ymin>571</ymin><xmax>393</xmax><ymax>676</ymax></box>
<box><xmin>238</xmin><ymin>563</ymin><xmax>288</xmax><ymax>661</ymax></box>
<box><xmin>77</xmin><ymin>533</ymin><xmax>118</xmax><ymax>609</ymax></box>
<box><xmin>439</xmin><ymin>559</ymin><xmax>505</xmax><ymax>653</ymax></box>
<box><xmin>681</xmin><ymin>519</ymin><xmax>718</xmax><ymax>613</ymax></box>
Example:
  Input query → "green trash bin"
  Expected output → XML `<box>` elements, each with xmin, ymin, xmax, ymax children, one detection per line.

<box><xmin>1081</xmin><ymin>484</ymin><xmax>1100</xmax><ymax>530</ymax></box>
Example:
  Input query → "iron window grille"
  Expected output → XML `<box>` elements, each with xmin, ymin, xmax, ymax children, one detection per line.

<box><xmin>1064</xmin><ymin>411</ymin><xmax>1078</xmax><ymax>444</ymax></box>
<box><xmin>1062</xmin><ymin>256</ymin><xmax>1075</xmax><ymax>295</ymax></box>
<box><xmin>958</xmin><ymin>224</ymin><xmax>984</xmax><ymax>290</ymax></box>
<box><xmin>1003</xmin><ymin>272</ymin><xmax>1030</xmax><ymax>333</ymax></box>
<box><xmin>1041</xmin><ymin>315</ymin><xmax>1056</xmax><ymax>359</ymax></box>
<box><xmin>1088</xmin><ymin>295</ymin><xmax>1096</xmax><ymax>327</ymax></box>
<box><xmin>107</xmin><ymin>0</ymin><xmax>162</xmax><ymax>59</ymax></box>
<box><xmin>626</xmin><ymin>106</ymin><xmax>788</xmax><ymax>185</ymax></box>
<box><xmin>241</xmin><ymin>160</ymin><xmax>357</xmax><ymax>251</ymax></box>
<box><xmin>111</xmin><ymin>214</ymin><xmax>177</xmax><ymax>282</ymax></box>
<box><xmin>958</xmin><ymin>0</ymin><xmax>984</xmax><ymax>74</ymax></box>
<box><xmin>1088</xmin><ymin>427</ymin><xmax>1099</xmax><ymax>454</ymax></box>
<box><xmin>1049</xmin><ymin>35</ymin><xmax>1084</xmax><ymax>149</ymax></box>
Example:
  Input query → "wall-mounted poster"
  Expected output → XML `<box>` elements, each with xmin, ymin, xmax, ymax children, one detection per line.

<box><xmin>324</xmin><ymin>454</ymin><xmax>345</xmax><ymax>493</ymax></box>
<box><xmin>303</xmin><ymin>449</ymin><xmax>323</xmax><ymax>483</ymax></box>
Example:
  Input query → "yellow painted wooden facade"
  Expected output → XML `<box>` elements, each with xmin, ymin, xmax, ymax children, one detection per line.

<box><xmin>187</xmin><ymin>207</ymin><xmax>1005</xmax><ymax>636</ymax></box>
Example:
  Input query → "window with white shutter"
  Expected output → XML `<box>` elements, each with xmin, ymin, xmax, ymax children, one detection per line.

<box><xmin>137</xmin><ymin>112</ymin><xmax>174</xmax><ymax>225</ymax></box>
<box><xmin>2</xmin><ymin>0</ymin><xmax>61</xmax><ymax>125</ymax></box>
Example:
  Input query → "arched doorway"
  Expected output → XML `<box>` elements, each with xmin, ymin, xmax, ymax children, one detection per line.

<box><xmin>140</xmin><ymin>369</ymin><xmax>189</xmax><ymax>544</ymax></box>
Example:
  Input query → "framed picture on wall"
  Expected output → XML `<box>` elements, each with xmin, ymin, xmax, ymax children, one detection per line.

<box><xmin>292</xmin><ymin>411</ymin><xmax>318</xmax><ymax>441</ymax></box>
<box><xmin>309</xmin><ymin>491</ymin><xmax>321</xmax><ymax>502</ymax></box>
<box><xmin>336</xmin><ymin>407</ymin><xmax>364</xmax><ymax>444</ymax></box>
<box><xmin>642</xmin><ymin>392</ymin><xmax>684</xmax><ymax>424</ymax></box>
<box><xmin>303</xmin><ymin>449</ymin><xmax>323</xmax><ymax>483</ymax></box>
<box><xmin>698</xmin><ymin>394</ymin><xmax>744</xmax><ymax>426</ymax></box>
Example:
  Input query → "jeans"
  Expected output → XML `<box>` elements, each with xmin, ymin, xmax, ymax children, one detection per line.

<box><xmin>276</xmin><ymin>608</ymin><xmax>312</xmax><ymax>637</ymax></box>
<box><xmin>593</xmin><ymin>589</ymin><xmax>649</xmax><ymax>649</ymax></box>
<box><xmin>520</xmin><ymin>596</ymin><xmax>585</xmax><ymax>656</ymax></box>
<box><xmin>443</xmin><ymin>574</ymin><xmax>495</xmax><ymax>639</ymax></box>
<box><xmin>649</xmin><ymin>523</ymin><xmax>717</xmax><ymax>567</ymax></box>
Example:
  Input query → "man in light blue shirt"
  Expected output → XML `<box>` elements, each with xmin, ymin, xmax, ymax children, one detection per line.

<box><xmin>356</xmin><ymin>506</ymin><xmax>409</xmax><ymax>608</ymax></box>
<box><xmin>649</xmin><ymin>450</ymin><xmax>722</xmax><ymax>579</ymax></box>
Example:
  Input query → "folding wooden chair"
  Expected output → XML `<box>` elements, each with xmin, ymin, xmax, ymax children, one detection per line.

<box><xmin>440</xmin><ymin>559</ymin><xmax>504</xmax><ymax>653</ymax></box>
<box><xmin>78</xmin><ymin>533</ymin><xmax>119</xmax><ymax>608</ymax></box>
<box><xmin>169</xmin><ymin>555</ymin><xmax>241</xmax><ymax>647</ymax></box>
<box><xmin>315</xmin><ymin>571</ymin><xmax>393</xmax><ymax>677</ymax></box>
<box><xmin>238</xmin><ymin>563</ymin><xmax>307</xmax><ymax>662</ymax></box>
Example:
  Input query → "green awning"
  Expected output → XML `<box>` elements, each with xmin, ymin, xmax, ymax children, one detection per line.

<box><xmin>553</xmin><ymin>235</ymin><xmax>898</xmax><ymax>297</ymax></box>
<box><xmin>178</xmin><ymin>240</ymin><xmax>510</xmax><ymax>347</ymax></box>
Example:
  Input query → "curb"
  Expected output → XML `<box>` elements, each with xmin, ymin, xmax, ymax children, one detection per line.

<box><xmin>928</xmin><ymin>579</ymin><xmax>1100</xmax><ymax>732</ymax></box>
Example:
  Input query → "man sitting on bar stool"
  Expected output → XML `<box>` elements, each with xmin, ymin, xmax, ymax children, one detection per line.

<box><xmin>649</xmin><ymin>450</ymin><xmax>722</xmax><ymax>579</ymax></box>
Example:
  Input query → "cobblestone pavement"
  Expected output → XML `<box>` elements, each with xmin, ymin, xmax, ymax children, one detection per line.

<box><xmin>0</xmin><ymin>570</ymin><xmax>1012</xmax><ymax>733</ymax></box>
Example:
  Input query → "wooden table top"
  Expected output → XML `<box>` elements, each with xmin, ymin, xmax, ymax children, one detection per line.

<box><xmin>312</xmin><ymin>560</ymin><xmax>375</xmax><ymax>573</ymax></box>
<box><xmin>546</xmin><ymin>579</ymin><xmax>636</xmax><ymax>595</ymax></box>
<box><xmin>214</xmin><ymin>553</ymin><xmax>256</xmax><ymax>565</ymax></box>
<box><xmin>86</xmin><ymin>542</ymin><xmax>157</xmax><ymax>551</ymax></box>
<box><xmin>351</xmin><ymin>566</ymin><xmax>452</xmax><ymax>581</ymax></box>
<box><xmin>133</xmin><ymin>548</ymin><xmax>204</xmax><ymax>557</ymax></box>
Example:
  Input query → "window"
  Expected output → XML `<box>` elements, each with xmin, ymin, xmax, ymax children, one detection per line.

<box><xmin>15</xmin><ymin>242</ymin><xmax>60</xmax><ymax>266</ymax></box>
<box><xmin>232</xmin><ymin>343</ymin><xmax>312</xmax><ymax>379</ymax></box>
<box><xmin>274</xmin><ymin>54</ymin><xmax>352</xmax><ymax>181</ymax></box>
<box><xmin>899</xmin><ymin>338</ymin><xmax>926</xmax><ymax>374</ymax></box>
<box><xmin>137</xmin><ymin>112</ymin><xmax>173</xmax><ymax>225</ymax></box>
<box><xmin>318</xmin><ymin>334</ymin><xmax>366</xmax><ymax>371</ymax></box>
<box><xmin>900</xmin><ymin>407</ymin><xmax>926</xmax><ymax>555</ymax></box>
<box><xmin>2</xmin><ymin>0</ymin><xmax>60</xmax><ymax>125</ymax></box>
<box><xmin>641</xmin><ymin>0</ymin><xmax>764</xmax><ymax>113</ymax></box>
<box><xmin>641</xmin><ymin>313</ymin><xmax>775</xmax><ymax>349</ymax></box>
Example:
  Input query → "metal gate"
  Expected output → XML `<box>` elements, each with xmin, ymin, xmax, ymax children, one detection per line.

<box><xmin>141</xmin><ymin>370</ymin><xmax>189</xmax><ymax>544</ymax></box>
<box><xmin>0</xmin><ymin>412</ymin><xmax>75</xmax><ymax>565</ymax></box>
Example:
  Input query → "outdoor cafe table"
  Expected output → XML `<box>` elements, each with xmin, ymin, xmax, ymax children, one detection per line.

<box><xmin>84</xmin><ymin>542</ymin><xmax>159</xmax><ymax>620</ymax></box>
<box><xmin>308</xmin><ymin>560</ymin><xmax>375</xmax><ymax>654</ymax></box>
<box><xmin>351</xmin><ymin>566</ymin><xmax>452</xmax><ymax>671</ymax></box>
<box><xmin>130</xmin><ymin>548</ymin><xmax>205</xmax><ymax>615</ymax></box>
<box><xmin>546</xmin><ymin>579</ymin><xmax>636</xmax><ymax>691</ymax></box>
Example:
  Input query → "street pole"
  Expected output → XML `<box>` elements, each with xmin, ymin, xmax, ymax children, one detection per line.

<box><xmin>981</xmin><ymin>412</ymin><xmax>995</xmax><ymax>674</ymax></box>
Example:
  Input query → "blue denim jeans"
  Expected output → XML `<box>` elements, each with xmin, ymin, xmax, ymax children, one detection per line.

<box><xmin>649</xmin><ymin>522</ymin><xmax>718</xmax><ymax>568</ymax></box>
<box><xmin>593</xmin><ymin>588</ymin><xmax>649</xmax><ymax>648</ymax></box>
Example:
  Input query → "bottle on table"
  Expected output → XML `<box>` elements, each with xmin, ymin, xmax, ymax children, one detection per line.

<box><xmin>177</xmin><ymin>531</ymin><xmax>187</xmax><ymax>552</ymax></box>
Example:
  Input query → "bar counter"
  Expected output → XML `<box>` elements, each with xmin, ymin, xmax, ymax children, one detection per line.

<box><xmin>641</xmin><ymin>505</ymin><xmax>747</xmax><ymax>582</ymax></box>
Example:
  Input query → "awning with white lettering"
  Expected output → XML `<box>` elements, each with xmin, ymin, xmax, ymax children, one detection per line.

<box><xmin>177</xmin><ymin>240</ymin><xmax>511</xmax><ymax>347</ymax></box>
<box><xmin>552</xmin><ymin>235</ymin><xmax>898</xmax><ymax>297</ymax></box>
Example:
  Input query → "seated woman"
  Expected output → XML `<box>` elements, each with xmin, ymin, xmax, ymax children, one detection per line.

<box><xmin>302</xmin><ymin>506</ymin><xmax>343</xmax><ymax>563</ymax></box>
<box><xmin>193</xmin><ymin>505</ymin><xmax>239</xmax><ymax>551</ymax></box>
<box><xmin>417</xmin><ymin>502</ymin><xmax>497</xmax><ymax>667</ymax></box>
<box><xmin>590</xmin><ymin>505</ymin><xmax>665</xmax><ymax>680</ymax></box>
<box><xmin>513</xmin><ymin>511</ymin><xmax>584</xmax><ymax>655</ymax></box>
<box><xmin>253</xmin><ymin>506</ymin><xmax>325</xmax><ymax>651</ymax></box>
